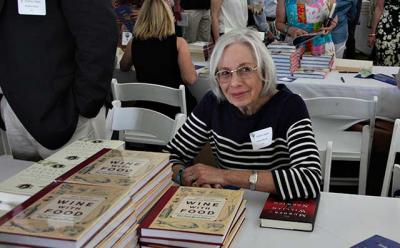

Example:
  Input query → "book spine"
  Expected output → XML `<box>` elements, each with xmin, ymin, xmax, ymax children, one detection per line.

<box><xmin>139</xmin><ymin>186</ymin><xmax>178</xmax><ymax>231</ymax></box>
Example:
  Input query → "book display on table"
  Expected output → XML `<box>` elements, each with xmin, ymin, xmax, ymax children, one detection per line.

<box><xmin>0</xmin><ymin>181</ymin><xmax>131</xmax><ymax>247</ymax></box>
<box><xmin>0</xmin><ymin>139</ymin><xmax>125</xmax><ymax>197</ymax></box>
<box><xmin>139</xmin><ymin>186</ymin><xmax>245</xmax><ymax>247</ymax></box>
<box><xmin>56</xmin><ymin>149</ymin><xmax>170</xmax><ymax>197</ymax></box>
<box><xmin>259</xmin><ymin>194</ymin><xmax>320</xmax><ymax>232</ymax></box>
<box><xmin>189</xmin><ymin>41</ymin><xmax>214</xmax><ymax>62</ymax></box>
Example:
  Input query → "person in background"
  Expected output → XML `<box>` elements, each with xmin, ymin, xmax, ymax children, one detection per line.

<box><xmin>368</xmin><ymin>0</ymin><xmax>400</xmax><ymax>66</ymax></box>
<box><xmin>120</xmin><ymin>0</ymin><xmax>197</xmax><ymax>117</ymax></box>
<box><xmin>276</xmin><ymin>0</ymin><xmax>338</xmax><ymax>56</ymax></box>
<box><xmin>343</xmin><ymin>0</ymin><xmax>362</xmax><ymax>59</ymax></box>
<box><xmin>181</xmin><ymin>0</ymin><xmax>211</xmax><ymax>43</ymax></box>
<box><xmin>247</xmin><ymin>0</ymin><xmax>275</xmax><ymax>43</ymax></box>
<box><xmin>0</xmin><ymin>0</ymin><xmax>117</xmax><ymax>161</ymax></box>
<box><xmin>211</xmin><ymin>0</ymin><xmax>248</xmax><ymax>42</ymax></box>
<box><xmin>331</xmin><ymin>0</ymin><xmax>357</xmax><ymax>58</ymax></box>
<box><xmin>167</xmin><ymin>28</ymin><xmax>321</xmax><ymax>200</ymax></box>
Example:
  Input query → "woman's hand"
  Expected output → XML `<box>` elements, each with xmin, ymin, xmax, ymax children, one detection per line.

<box><xmin>288</xmin><ymin>26</ymin><xmax>308</xmax><ymax>38</ymax></box>
<box><xmin>183</xmin><ymin>163</ymin><xmax>226</xmax><ymax>187</ymax></box>
<box><xmin>368</xmin><ymin>34</ymin><xmax>376</xmax><ymax>48</ymax></box>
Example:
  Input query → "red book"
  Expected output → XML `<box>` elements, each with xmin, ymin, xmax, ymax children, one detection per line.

<box><xmin>259</xmin><ymin>194</ymin><xmax>320</xmax><ymax>232</ymax></box>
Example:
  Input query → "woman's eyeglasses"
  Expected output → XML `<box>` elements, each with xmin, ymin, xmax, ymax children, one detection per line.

<box><xmin>215</xmin><ymin>65</ymin><xmax>258</xmax><ymax>84</ymax></box>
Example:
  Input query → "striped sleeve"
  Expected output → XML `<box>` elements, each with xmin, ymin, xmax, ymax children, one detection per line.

<box><xmin>272</xmin><ymin>118</ymin><xmax>322</xmax><ymax>200</ymax></box>
<box><xmin>166</xmin><ymin>112</ymin><xmax>210</xmax><ymax>166</ymax></box>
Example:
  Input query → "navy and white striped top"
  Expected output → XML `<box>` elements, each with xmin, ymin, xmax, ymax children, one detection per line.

<box><xmin>166</xmin><ymin>84</ymin><xmax>321</xmax><ymax>200</ymax></box>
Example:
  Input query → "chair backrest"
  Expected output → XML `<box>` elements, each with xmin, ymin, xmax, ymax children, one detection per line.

<box><xmin>304</xmin><ymin>96</ymin><xmax>377</xmax><ymax>152</ymax></box>
<box><xmin>381</xmin><ymin>119</ymin><xmax>400</xmax><ymax>196</ymax></box>
<box><xmin>304</xmin><ymin>96</ymin><xmax>377</xmax><ymax>122</ymax></box>
<box><xmin>319</xmin><ymin>141</ymin><xmax>333</xmax><ymax>192</ymax></box>
<box><xmin>106</xmin><ymin>100</ymin><xmax>185</xmax><ymax>146</ymax></box>
<box><xmin>111</xmin><ymin>79</ymin><xmax>187</xmax><ymax>116</ymax></box>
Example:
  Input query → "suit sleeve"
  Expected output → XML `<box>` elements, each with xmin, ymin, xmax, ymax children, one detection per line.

<box><xmin>61</xmin><ymin>0</ymin><xmax>118</xmax><ymax>117</ymax></box>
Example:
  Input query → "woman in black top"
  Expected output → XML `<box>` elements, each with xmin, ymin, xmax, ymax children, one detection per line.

<box><xmin>120</xmin><ymin>0</ymin><xmax>198</xmax><ymax>117</ymax></box>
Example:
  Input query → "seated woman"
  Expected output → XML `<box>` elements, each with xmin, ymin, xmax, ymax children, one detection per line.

<box><xmin>166</xmin><ymin>29</ymin><xmax>321</xmax><ymax>200</ymax></box>
<box><xmin>120</xmin><ymin>0</ymin><xmax>198</xmax><ymax>117</ymax></box>
<box><xmin>275</xmin><ymin>0</ymin><xmax>338</xmax><ymax>56</ymax></box>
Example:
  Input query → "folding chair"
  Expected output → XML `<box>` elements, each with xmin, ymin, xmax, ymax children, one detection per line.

<box><xmin>106</xmin><ymin>100</ymin><xmax>185</xmax><ymax>146</ymax></box>
<box><xmin>381</xmin><ymin>119</ymin><xmax>400</xmax><ymax>196</ymax></box>
<box><xmin>304</xmin><ymin>96</ymin><xmax>377</xmax><ymax>195</ymax></box>
<box><xmin>111</xmin><ymin>79</ymin><xmax>187</xmax><ymax>116</ymax></box>
<box><xmin>0</xmin><ymin>129</ymin><xmax>12</xmax><ymax>157</ymax></box>
<box><xmin>320</xmin><ymin>141</ymin><xmax>333</xmax><ymax>192</ymax></box>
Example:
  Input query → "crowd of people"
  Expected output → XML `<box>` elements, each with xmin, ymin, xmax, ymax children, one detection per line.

<box><xmin>0</xmin><ymin>0</ymin><xmax>399</xmax><ymax>200</ymax></box>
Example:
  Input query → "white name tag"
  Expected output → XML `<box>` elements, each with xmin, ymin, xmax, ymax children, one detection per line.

<box><xmin>18</xmin><ymin>0</ymin><xmax>46</xmax><ymax>16</ymax></box>
<box><xmin>250</xmin><ymin>127</ymin><xmax>273</xmax><ymax>151</ymax></box>
<box><xmin>121</xmin><ymin>31</ymin><xmax>132</xmax><ymax>46</ymax></box>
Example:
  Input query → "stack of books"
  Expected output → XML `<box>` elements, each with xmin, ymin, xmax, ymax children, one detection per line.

<box><xmin>267</xmin><ymin>43</ymin><xmax>301</xmax><ymax>80</ymax></box>
<box><xmin>0</xmin><ymin>139</ymin><xmax>125</xmax><ymax>216</ymax></box>
<box><xmin>0</xmin><ymin>148</ymin><xmax>172</xmax><ymax>247</ymax></box>
<box><xmin>139</xmin><ymin>186</ymin><xmax>246</xmax><ymax>248</ymax></box>
<box><xmin>189</xmin><ymin>42</ymin><xmax>214</xmax><ymax>62</ymax></box>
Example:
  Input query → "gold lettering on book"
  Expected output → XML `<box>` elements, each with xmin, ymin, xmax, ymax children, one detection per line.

<box><xmin>31</xmin><ymin>194</ymin><xmax>104</xmax><ymax>223</ymax></box>
<box><xmin>91</xmin><ymin>158</ymin><xmax>149</xmax><ymax>177</ymax></box>
<box><xmin>171</xmin><ymin>196</ymin><xmax>225</xmax><ymax>221</ymax></box>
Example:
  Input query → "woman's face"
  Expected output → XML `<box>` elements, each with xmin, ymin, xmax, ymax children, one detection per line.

<box><xmin>216</xmin><ymin>43</ymin><xmax>264</xmax><ymax>113</ymax></box>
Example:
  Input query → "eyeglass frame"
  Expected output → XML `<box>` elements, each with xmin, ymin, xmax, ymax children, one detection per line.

<box><xmin>214</xmin><ymin>64</ymin><xmax>258</xmax><ymax>84</ymax></box>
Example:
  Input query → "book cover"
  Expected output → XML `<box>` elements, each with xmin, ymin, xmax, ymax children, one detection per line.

<box><xmin>351</xmin><ymin>235</ymin><xmax>400</xmax><ymax>248</ymax></box>
<box><xmin>0</xmin><ymin>139</ymin><xmax>125</xmax><ymax>196</ymax></box>
<box><xmin>57</xmin><ymin>149</ymin><xmax>170</xmax><ymax>196</ymax></box>
<box><xmin>259</xmin><ymin>194</ymin><xmax>320</xmax><ymax>232</ymax></box>
<box><xmin>0</xmin><ymin>181</ymin><xmax>131</xmax><ymax>247</ymax></box>
<box><xmin>140</xmin><ymin>201</ymin><xmax>246</xmax><ymax>248</ymax></box>
<box><xmin>0</xmin><ymin>160</ymin><xmax>79</xmax><ymax>196</ymax></box>
<box><xmin>140</xmin><ymin>186</ymin><xmax>244</xmax><ymax>244</ymax></box>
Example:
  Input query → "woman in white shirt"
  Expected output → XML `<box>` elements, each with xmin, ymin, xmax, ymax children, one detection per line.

<box><xmin>211</xmin><ymin>0</ymin><xmax>248</xmax><ymax>41</ymax></box>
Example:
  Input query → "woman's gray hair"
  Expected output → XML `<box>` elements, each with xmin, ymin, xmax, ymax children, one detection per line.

<box><xmin>209</xmin><ymin>28</ymin><xmax>277</xmax><ymax>100</ymax></box>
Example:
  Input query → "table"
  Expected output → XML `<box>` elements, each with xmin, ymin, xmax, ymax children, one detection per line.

<box><xmin>191</xmin><ymin>66</ymin><xmax>400</xmax><ymax>121</ymax></box>
<box><xmin>1</xmin><ymin>158</ymin><xmax>399</xmax><ymax>247</ymax></box>
<box><xmin>233</xmin><ymin>190</ymin><xmax>400</xmax><ymax>248</ymax></box>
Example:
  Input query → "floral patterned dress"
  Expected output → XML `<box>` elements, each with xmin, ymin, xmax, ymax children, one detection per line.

<box><xmin>285</xmin><ymin>0</ymin><xmax>335</xmax><ymax>55</ymax></box>
<box><xmin>375</xmin><ymin>0</ymin><xmax>400</xmax><ymax>66</ymax></box>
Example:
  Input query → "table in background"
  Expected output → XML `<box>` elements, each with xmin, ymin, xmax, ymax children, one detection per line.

<box><xmin>233</xmin><ymin>190</ymin><xmax>400</xmax><ymax>248</ymax></box>
<box><xmin>192</xmin><ymin>66</ymin><xmax>400</xmax><ymax>121</ymax></box>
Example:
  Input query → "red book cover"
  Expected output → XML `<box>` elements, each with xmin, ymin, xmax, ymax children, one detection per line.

<box><xmin>259</xmin><ymin>194</ymin><xmax>320</xmax><ymax>232</ymax></box>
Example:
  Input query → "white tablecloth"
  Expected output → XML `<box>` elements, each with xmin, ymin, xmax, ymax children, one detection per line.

<box><xmin>190</xmin><ymin>66</ymin><xmax>400</xmax><ymax>120</ymax></box>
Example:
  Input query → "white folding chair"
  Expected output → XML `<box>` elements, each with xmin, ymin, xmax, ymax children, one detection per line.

<box><xmin>319</xmin><ymin>141</ymin><xmax>333</xmax><ymax>192</ymax></box>
<box><xmin>111</xmin><ymin>78</ymin><xmax>187</xmax><ymax>116</ymax></box>
<box><xmin>304</xmin><ymin>96</ymin><xmax>377</xmax><ymax>195</ymax></box>
<box><xmin>106</xmin><ymin>100</ymin><xmax>185</xmax><ymax>146</ymax></box>
<box><xmin>381</xmin><ymin>119</ymin><xmax>400</xmax><ymax>196</ymax></box>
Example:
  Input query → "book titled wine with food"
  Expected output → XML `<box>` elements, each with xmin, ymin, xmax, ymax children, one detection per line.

<box><xmin>55</xmin><ymin>148</ymin><xmax>170</xmax><ymax>197</ymax></box>
<box><xmin>0</xmin><ymin>181</ymin><xmax>131</xmax><ymax>247</ymax></box>
<box><xmin>139</xmin><ymin>186</ymin><xmax>245</xmax><ymax>246</ymax></box>
<box><xmin>259</xmin><ymin>194</ymin><xmax>320</xmax><ymax>232</ymax></box>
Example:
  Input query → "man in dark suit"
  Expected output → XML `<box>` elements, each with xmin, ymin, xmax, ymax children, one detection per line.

<box><xmin>0</xmin><ymin>0</ymin><xmax>117</xmax><ymax>160</ymax></box>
